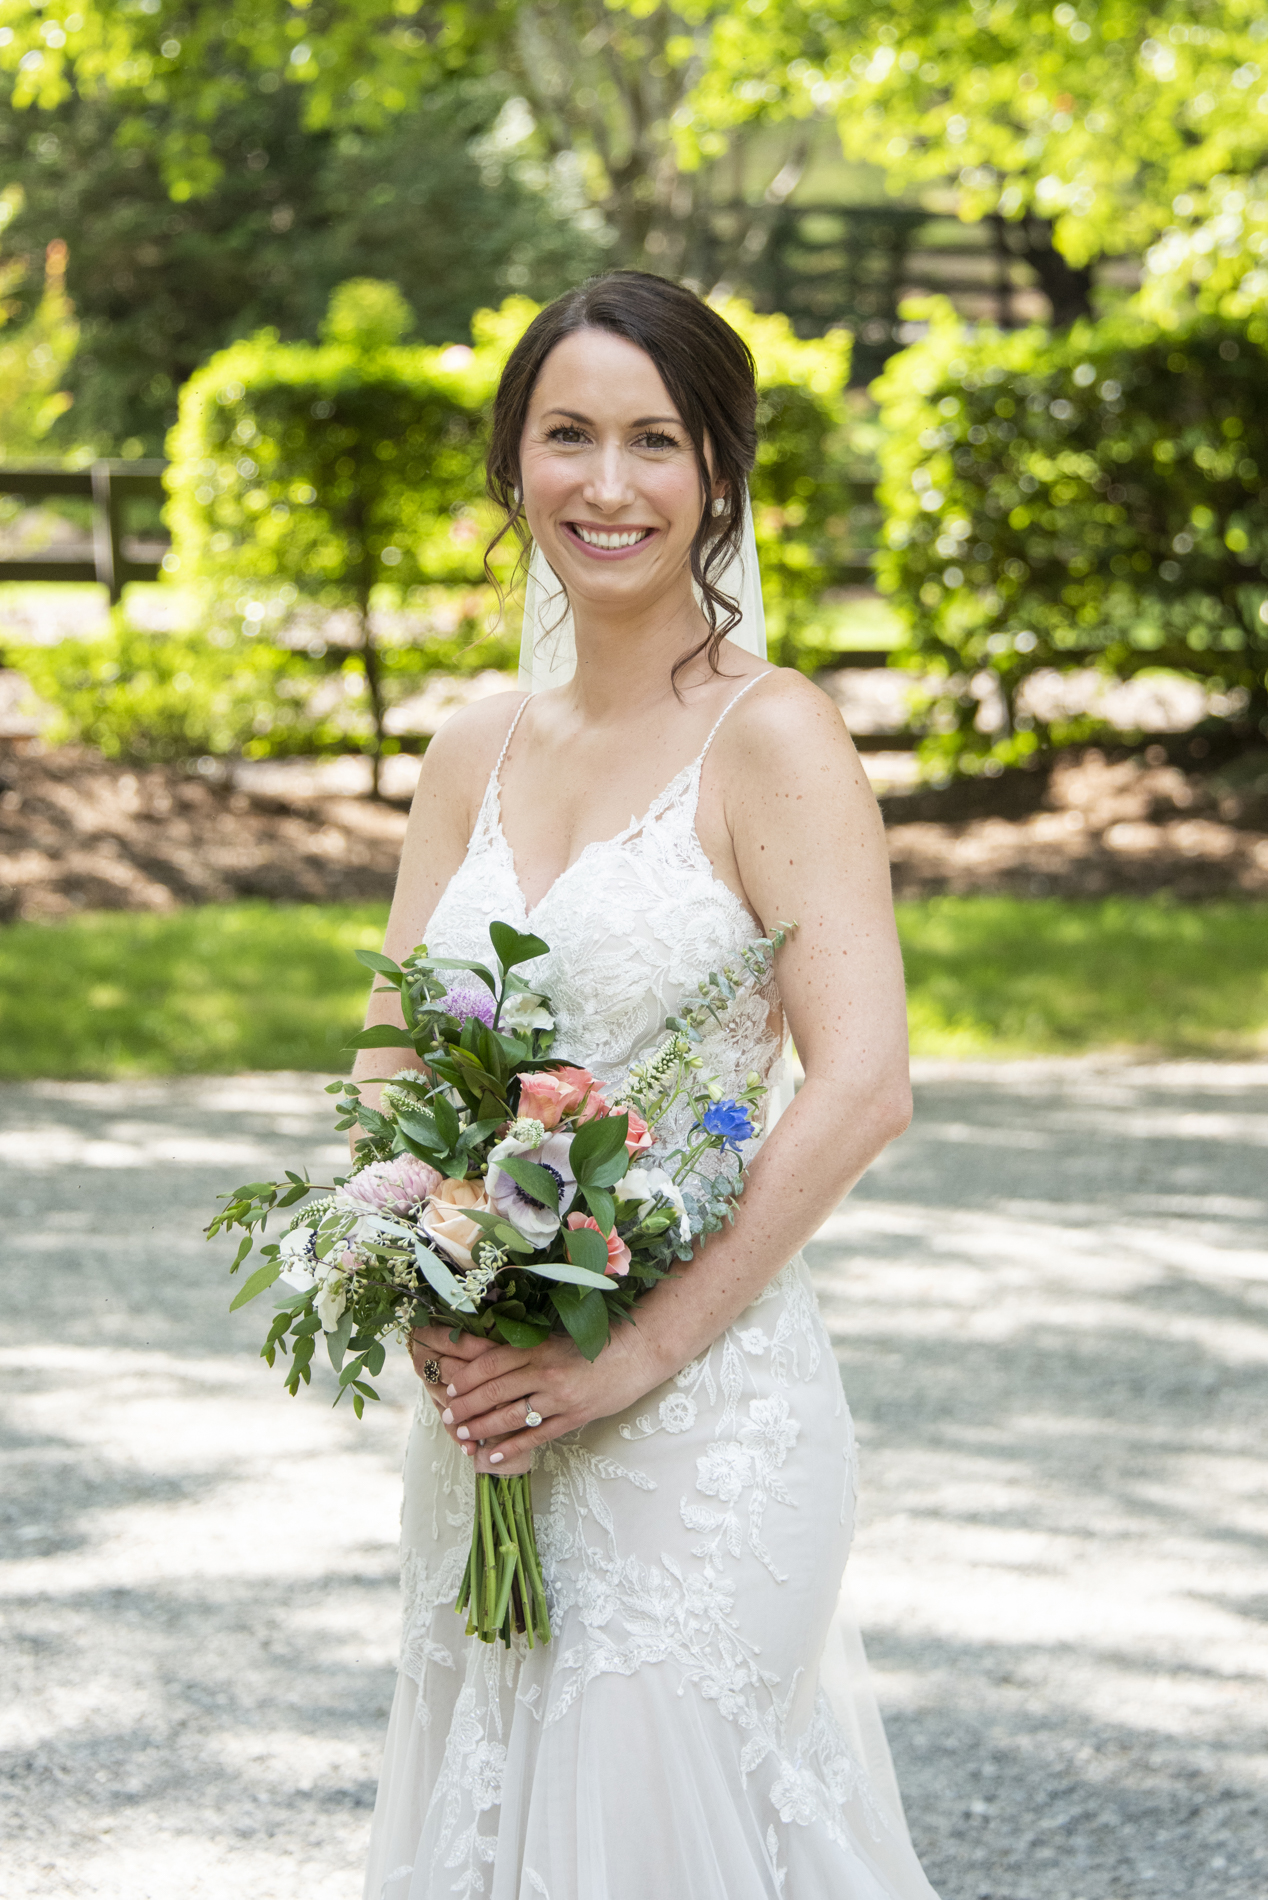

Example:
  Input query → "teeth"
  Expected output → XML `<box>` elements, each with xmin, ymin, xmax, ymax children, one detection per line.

<box><xmin>574</xmin><ymin>526</ymin><xmax>650</xmax><ymax>549</ymax></box>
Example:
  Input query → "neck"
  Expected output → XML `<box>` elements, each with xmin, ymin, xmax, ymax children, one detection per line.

<box><xmin>563</xmin><ymin>573</ymin><xmax>713</xmax><ymax>721</ymax></box>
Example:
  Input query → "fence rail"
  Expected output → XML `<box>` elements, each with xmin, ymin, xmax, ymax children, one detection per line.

<box><xmin>0</xmin><ymin>461</ymin><xmax>169</xmax><ymax>602</ymax></box>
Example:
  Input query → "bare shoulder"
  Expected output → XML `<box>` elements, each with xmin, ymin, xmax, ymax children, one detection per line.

<box><xmin>719</xmin><ymin>666</ymin><xmax>860</xmax><ymax>785</ymax></box>
<box><xmin>413</xmin><ymin>689</ymin><xmax>527</xmax><ymax>808</ymax></box>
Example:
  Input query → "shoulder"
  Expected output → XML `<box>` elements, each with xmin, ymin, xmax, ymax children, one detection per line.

<box><xmin>718</xmin><ymin>666</ymin><xmax>854</xmax><ymax>775</ymax></box>
<box><xmin>416</xmin><ymin>689</ymin><xmax>527</xmax><ymax>798</ymax></box>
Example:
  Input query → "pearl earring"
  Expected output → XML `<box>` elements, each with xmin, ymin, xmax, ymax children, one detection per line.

<box><xmin>513</xmin><ymin>485</ymin><xmax>522</xmax><ymax>506</ymax></box>
<box><xmin>711</xmin><ymin>497</ymin><xmax>727</xmax><ymax>517</ymax></box>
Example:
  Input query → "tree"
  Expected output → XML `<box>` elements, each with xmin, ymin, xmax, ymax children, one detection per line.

<box><xmin>687</xmin><ymin>0</ymin><xmax>1268</xmax><ymax>323</ymax></box>
<box><xmin>0</xmin><ymin>0</ymin><xmax>810</xmax><ymax>286</ymax></box>
<box><xmin>0</xmin><ymin>68</ymin><xmax>601</xmax><ymax>453</ymax></box>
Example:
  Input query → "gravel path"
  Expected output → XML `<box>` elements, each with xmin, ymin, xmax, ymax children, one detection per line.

<box><xmin>1</xmin><ymin>1062</ymin><xmax>1265</xmax><ymax>1900</ymax></box>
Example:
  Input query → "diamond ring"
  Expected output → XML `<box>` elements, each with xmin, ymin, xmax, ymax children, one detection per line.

<box><xmin>422</xmin><ymin>1358</ymin><xmax>442</xmax><ymax>1385</ymax></box>
<box><xmin>524</xmin><ymin>1404</ymin><xmax>543</xmax><ymax>1428</ymax></box>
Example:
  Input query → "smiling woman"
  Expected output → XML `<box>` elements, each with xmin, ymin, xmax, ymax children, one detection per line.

<box><xmin>353</xmin><ymin>272</ymin><xmax>939</xmax><ymax>1900</ymax></box>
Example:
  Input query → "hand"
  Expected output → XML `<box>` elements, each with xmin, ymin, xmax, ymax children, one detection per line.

<box><xmin>409</xmin><ymin>1321</ymin><xmax>667</xmax><ymax>1476</ymax></box>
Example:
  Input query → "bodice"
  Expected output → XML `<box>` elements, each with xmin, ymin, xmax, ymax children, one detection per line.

<box><xmin>423</xmin><ymin>682</ymin><xmax>784</xmax><ymax>1114</ymax></box>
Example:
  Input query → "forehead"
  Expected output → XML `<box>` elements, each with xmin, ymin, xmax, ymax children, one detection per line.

<box><xmin>528</xmin><ymin>327</ymin><xmax>682</xmax><ymax>422</ymax></box>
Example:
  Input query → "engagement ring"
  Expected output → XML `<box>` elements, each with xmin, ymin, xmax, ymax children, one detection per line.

<box><xmin>524</xmin><ymin>1404</ymin><xmax>544</xmax><ymax>1428</ymax></box>
<box><xmin>423</xmin><ymin>1358</ymin><xmax>442</xmax><ymax>1385</ymax></box>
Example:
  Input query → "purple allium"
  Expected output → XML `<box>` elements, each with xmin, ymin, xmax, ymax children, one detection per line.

<box><xmin>440</xmin><ymin>976</ymin><xmax>496</xmax><ymax>1027</ymax></box>
<box><xmin>699</xmin><ymin>1098</ymin><xmax>754</xmax><ymax>1150</ymax></box>
<box><xmin>335</xmin><ymin>1154</ymin><xmax>442</xmax><ymax>1218</ymax></box>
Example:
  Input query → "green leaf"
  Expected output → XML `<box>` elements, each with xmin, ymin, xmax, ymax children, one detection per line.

<box><xmin>535</xmin><ymin>1258</ymin><xmax>612</xmax><ymax>1292</ymax></box>
<box><xmin>549</xmin><ymin>1285</ymin><xmax>610</xmax><ymax>1362</ymax></box>
<box><xmin>229</xmin><ymin>1258</ymin><xmax>281</xmax><ymax>1311</ymax></box>
<box><xmin>489</xmin><ymin>921</ymin><xmax>549</xmax><ymax>973</ymax></box>
<box><xmin>427</xmin><ymin>954</ymin><xmax>499</xmax><ymax>996</ymax></box>
<box><xmin>325</xmin><ymin>1307</ymin><xmax>355</xmax><ymax>1372</ymax></box>
<box><xmin>498</xmin><ymin>1154</ymin><xmax>560</xmax><ymax>1213</ymax></box>
<box><xmin>432</xmin><ymin>1091</ymin><xmax>461</xmax><ymax>1150</ymax></box>
<box><xmin>492</xmin><ymin>1315</ymin><xmax>552</xmax><ymax>1349</ymax></box>
<box><xmin>413</xmin><ymin>1238</ymin><xmax>477</xmax><ymax>1313</ymax></box>
<box><xmin>229</xmin><ymin>1234</ymin><xmax>253</xmax><ymax>1276</ymax></box>
<box><xmin>584</xmin><ymin>1149</ymin><xmax>632</xmax><ymax>1190</ymax></box>
<box><xmin>582</xmin><ymin>1186</ymin><xmax>615</xmax><ymax>1235</ymax></box>
<box><xmin>355</xmin><ymin>949</ymin><xmax>403</xmax><ymax>976</ymax></box>
<box><xmin>562</xmin><ymin>1224</ymin><xmax>610</xmax><ymax>1278</ymax></box>
<box><xmin>396</xmin><ymin>1107</ymin><xmax>442</xmax><ymax>1150</ymax></box>
<box><xmin>345</xmin><ymin>1024</ymin><xmax>417</xmax><ymax>1050</ymax></box>
<box><xmin>568</xmin><ymin>1112</ymin><xmax>629</xmax><ymax>1182</ymax></box>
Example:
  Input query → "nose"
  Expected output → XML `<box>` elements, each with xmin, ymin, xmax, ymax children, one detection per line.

<box><xmin>580</xmin><ymin>440</ymin><xmax>638</xmax><ymax>514</ymax></box>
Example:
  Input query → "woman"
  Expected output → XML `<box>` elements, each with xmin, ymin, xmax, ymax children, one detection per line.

<box><xmin>355</xmin><ymin>271</ymin><xmax>939</xmax><ymax>1900</ymax></box>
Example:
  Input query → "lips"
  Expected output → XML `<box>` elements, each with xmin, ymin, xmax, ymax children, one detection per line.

<box><xmin>566</xmin><ymin>523</ymin><xmax>654</xmax><ymax>551</ymax></box>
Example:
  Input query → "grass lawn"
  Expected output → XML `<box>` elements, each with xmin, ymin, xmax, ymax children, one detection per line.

<box><xmin>0</xmin><ymin>897</ymin><xmax>1264</xmax><ymax>1080</ymax></box>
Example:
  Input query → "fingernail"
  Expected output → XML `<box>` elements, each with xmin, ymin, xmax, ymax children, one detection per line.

<box><xmin>489</xmin><ymin>1452</ymin><xmax>504</xmax><ymax>1465</ymax></box>
<box><xmin>447</xmin><ymin>1383</ymin><xmax>457</xmax><ymax>1397</ymax></box>
<box><xmin>441</xmin><ymin>1408</ymin><xmax>454</xmax><ymax>1425</ymax></box>
<box><xmin>456</xmin><ymin>1426</ymin><xmax>470</xmax><ymax>1441</ymax></box>
<box><xmin>462</xmin><ymin>1444</ymin><xmax>472</xmax><ymax>1456</ymax></box>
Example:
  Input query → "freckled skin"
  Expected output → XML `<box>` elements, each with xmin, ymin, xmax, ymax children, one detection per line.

<box><xmin>351</xmin><ymin>328</ymin><xmax>911</xmax><ymax>1473</ymax></box>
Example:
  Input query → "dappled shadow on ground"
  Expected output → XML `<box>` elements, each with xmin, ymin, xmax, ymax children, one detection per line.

<box><xmin>813</xmin><ymin>1061</ymin><xmax>1268</xmax><ymax>1899</ymax></box>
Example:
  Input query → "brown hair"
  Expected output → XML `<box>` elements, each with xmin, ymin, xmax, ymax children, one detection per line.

<box><xmin>484</xmin><ymin>270</ymin><xmax>758</xmax><ymax>688</ymax></box>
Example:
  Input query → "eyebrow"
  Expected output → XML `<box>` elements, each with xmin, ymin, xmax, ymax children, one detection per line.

<box><xmin>542</xmin><ymin>408</ymin><xmax>683</xmax><ymax>427</ymax></box>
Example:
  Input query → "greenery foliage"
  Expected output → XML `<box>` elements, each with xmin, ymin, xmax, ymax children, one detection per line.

<box><xmin>0</xmin><ymin>188</ymin><xmax>77</xmax><ymax>458</ymax></box>
<box><xmin>873</xmin><ymin>296</ymin><xmax>1268</xmax><ymax>770</ymax></box>
<box><xmin>2</xmin><ymin>896</ymin><xmax>1264</xmax><ymax>1079</ymax></box>
<box><xmin>0</xmin><ymin>72</ymin><xmax>602</xmax><ymax>454</ymax></box>
<box><xmin>162</xmin><ymin>281</ymin><xmax>525</xmax><ymax>784</ymax></box>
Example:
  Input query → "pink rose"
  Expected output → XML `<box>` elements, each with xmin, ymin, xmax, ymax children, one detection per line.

<box><xmin>624</xmin><ymin>1107</ymin><xmax>653</xmax><ymax>1156</ymax></box>
<box><xmin>420</xmin><ymin>1178</ymin><xmax>490</xmax><ymax>1271</ymax></box>
<box><xmin>516</xmin><ymin>1065</ymin><xmax>608</xmax><ymax>1129</ymax></box>
<box><xmin>566</xmin><ymin>1211</ymin><xmax>631</xmax><ymax>1278</ymax></box>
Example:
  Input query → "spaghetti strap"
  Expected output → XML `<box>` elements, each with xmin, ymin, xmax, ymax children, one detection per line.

<box><xmin>695</xmin><ymin>673</ymin><xmax>766</xmax><ymax>766</ymax></box>
<box><xmin>490</xmin><ymin>696</ymin><xmax>531</xmax><ymax>789</ymax></box>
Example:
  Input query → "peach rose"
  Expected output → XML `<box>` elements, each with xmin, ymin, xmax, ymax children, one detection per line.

<box><xmin>516</xmin><ymin>1065</ymin><xmax>608</xmax><ymax>1129</ymax></box>
<box><xmin>566</xmin><ymin>1211</ymin><xmax>631</xmax><ymax>1278</ymax></box>
<box><xmin>419</xmin><ymin>1177</ymin><xmax>489</xmax><ymax>1271</ymax></box>
<box><xmin>623</xmin><ymin>1107</ymin><xmax>653</xmax><ymax>1156</ymax></box>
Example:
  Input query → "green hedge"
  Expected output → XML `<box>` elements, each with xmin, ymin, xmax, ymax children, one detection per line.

<box><xmin>874</xmin><ymin>297</ymin><xmax>1268</xmax><ymax>772</ymax></box>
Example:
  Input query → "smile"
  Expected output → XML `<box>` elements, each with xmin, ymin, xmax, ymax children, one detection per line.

<box><xmin>567</xmin><ymin>524</ymin><xmax>654</xmax><ymax>550</ymax></box>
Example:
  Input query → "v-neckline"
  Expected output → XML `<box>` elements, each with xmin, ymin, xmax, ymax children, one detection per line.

<box><xmin>491</xmin><ymin>756</ymin><xmax>699</xmax><ymax>919</ymax></box>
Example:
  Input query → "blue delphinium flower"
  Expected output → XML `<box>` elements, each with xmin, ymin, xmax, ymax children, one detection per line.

<box><xmin>699</xmin><ymin>1098</ymin><xmax>754</xmax><ymax>1149</ymax></box>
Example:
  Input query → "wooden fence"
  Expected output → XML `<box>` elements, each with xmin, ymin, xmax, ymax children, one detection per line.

<box><xmin>0</xmin><ymin>461</ymin><xmax>169</xmax><ymax>603</ymax></box>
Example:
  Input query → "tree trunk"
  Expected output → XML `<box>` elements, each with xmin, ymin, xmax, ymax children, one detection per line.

<box><xmin>1011</xmin><ymin>215</ymin><xmax>1097</xmax><ymax>327</ymax></box>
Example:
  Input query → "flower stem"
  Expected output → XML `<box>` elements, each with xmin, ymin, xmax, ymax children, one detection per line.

<box><xmin>462</xmin><ymin>1472</ymin><xmax>552</xmax><ymax>1645</ymax></box>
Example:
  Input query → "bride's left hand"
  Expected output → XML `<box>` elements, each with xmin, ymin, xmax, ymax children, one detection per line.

<box><xmin>409</xmin><ymin>1321</ymin><xmax>666</xmax><ymax>1476</ymax></box>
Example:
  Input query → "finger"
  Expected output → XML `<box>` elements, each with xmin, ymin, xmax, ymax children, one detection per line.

<box><xmin>444</xmin><ymin>1348</ymin><xmax>545</xmax><ymax>1405</ymax></box>
<box><xmin>448</xmin><ymin>1400</ymin><xmax>550</xmax><ymax>1445</ymax></box>
<box><xmin>413</xmin><ymin>1326</ymin><xmax>496</xmax><ymax>1361</ymax></box>
<box><xmin>475</xmin><ymin>1426</ymin><xmax>556</xmax><ymax>1473</ymax></box>
<box><xmin>442</xmin><ymin>1367</ymin><xmax>541</xmax><ymax>1428</ymax></box>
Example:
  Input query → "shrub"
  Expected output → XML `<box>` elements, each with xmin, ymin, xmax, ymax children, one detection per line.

<box><xmin>164</xmin><ymin>280</ymin><xmax>518</xmax><ymax>790</ymax></box>
<box><xmin>873</xmin><ymin>297</ymin><xmax>1268</xmax><ymax>772</ymax></box>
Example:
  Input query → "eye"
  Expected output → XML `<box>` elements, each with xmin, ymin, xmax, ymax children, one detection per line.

<box><xmin>636</xmin><ymin>430</ymin><xmax>681</xmax><ymax>450</ymax></box>
<box><xmin>545</xmin><ymin>423</ymin><xmax>588</xmax><ymax>444</ymax></box>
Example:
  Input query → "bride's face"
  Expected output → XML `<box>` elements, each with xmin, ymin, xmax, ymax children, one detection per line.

<box><xmin>518</xmin><ymin>327</ymin><xmax>723</xmax><ymax>612</ymax></box>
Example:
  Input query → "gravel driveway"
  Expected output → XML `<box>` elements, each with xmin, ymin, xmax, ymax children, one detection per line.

<box><xmin>2</xmin><ymin>1061</ymin><xmax>1265</xmax><ymax>1900</ymax></box>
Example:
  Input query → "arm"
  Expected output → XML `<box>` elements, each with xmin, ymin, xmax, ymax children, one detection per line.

<box><xmin>428</xmin><ymin>673</ymin><xmax>911</xmax><ymax>1473</ymax></box>
<box><xmin>350</xmin><ymin>692</ymin><xmax>524</xmax><ymax>1110</ymax></box>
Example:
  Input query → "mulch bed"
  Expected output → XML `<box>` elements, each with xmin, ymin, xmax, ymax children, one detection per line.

<box><xmin>1</xmin><ymin>740</ymin><xmax>1266</xmax><ymax>924</ymax></box>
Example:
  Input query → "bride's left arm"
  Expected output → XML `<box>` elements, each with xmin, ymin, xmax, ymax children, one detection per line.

<box><xmin>422</xmin><ymin>673</ymin><xmax>911</xmax><ymax>1473</ymax></box>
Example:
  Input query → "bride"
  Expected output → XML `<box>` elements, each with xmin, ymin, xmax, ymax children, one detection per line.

<box><xmin>353</xmin><ymin>270</ymin><xmax>940</xmax><ymax>1900</ymax></box>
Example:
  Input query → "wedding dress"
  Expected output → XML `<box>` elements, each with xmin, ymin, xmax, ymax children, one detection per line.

<box><xmin>363</xmin><ymin>682</ymin><xmax>941</xmax><ymax>1900</ymax></box>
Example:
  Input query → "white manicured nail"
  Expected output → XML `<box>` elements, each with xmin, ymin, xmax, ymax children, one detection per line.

<box><xmin>456</xmin><ymin>1426</ymin><xmax>470</xmax><ymax>1441</ymax></box>
<box><xmin>441</xmin><ymin>1408</ymin><xmax>454</xmax><ymax>1424</ymax></box>
<box><xmin>489</xmin><ymin>1452</ymin><xmax>504</xmax><ymax>1465</ymax></box>
<box><xmin>447</xmin><ymin>1383</ymin><xmax>457</xmax><ymax>1397</ymax></box>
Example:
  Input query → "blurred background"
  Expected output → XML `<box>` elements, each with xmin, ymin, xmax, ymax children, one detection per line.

<box><xmin>0</xmin><ymin>6</ymin><xmax>1265</xmax><ymax>1899</ymax></box>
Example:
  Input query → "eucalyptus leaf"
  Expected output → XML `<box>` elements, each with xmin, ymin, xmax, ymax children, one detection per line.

<box><xmin>354</xmin><ymin>949</ymin><xmax>404</xmax><ymax>976</ymax></box>
<box><xmin>413</xmin><ymin>1238</ymin><xmax>478</xmax><ymax>1314</ymax></box>
<box><xmin>345</xmin><ymin>1025</ymin><xmax>418</xmax><ymax>1050</ymax></box>
<box><xmin>229</xmin><ymin>1258</ymin><xmax>281</xmax><ymax>1311</ymax></box>
<box><xmin>326</xmin><ymin>1307</ymin><xmax>355</xmax><ymax>1372</ymax></box>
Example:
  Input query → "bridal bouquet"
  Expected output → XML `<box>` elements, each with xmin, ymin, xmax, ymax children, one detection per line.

<box><xmin>207</xmin><ymin>919</ymin><xmax>789</xmax><ymax>1647</ymax></box>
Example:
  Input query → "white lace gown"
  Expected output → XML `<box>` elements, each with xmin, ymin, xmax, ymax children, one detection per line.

<box><xmin>363</xmin><ymin>689</ymin><xmax>941</xmax><ymax>1900</ymax></box>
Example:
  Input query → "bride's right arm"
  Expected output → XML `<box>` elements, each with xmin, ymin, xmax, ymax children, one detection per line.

<box><xmin>349</xmin><ymin>694</ymin><xmax>521</xmax><ymax>1107</ymax></box>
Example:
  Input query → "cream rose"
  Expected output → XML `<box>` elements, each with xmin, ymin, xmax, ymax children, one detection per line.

<box><xmin>419</xmin><ymin>1178</ymin><xmax>490</xmax><ymax>1271</ymax></box>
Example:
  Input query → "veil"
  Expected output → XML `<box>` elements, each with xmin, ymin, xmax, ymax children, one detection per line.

<box><xmin>517</xmin><ymin>486</ymin><xmax>767</xmax><ymax>691</ymax></box>
<box><xmin>514</xmin><ymin>489</ymin><xmax>922</xmax><ymax>1866</ymax></box>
